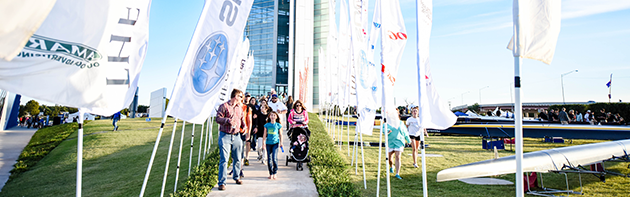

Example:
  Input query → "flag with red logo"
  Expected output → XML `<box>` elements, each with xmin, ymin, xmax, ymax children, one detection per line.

<box><xmin>416</xmin><ymin>0</ymin><xmax>456</xmax><ymax>130</ymax></box>
<box><xmin>380</xmin><ymin>0</ymin><xmax>407</xmax><ymax>127</ymax></box>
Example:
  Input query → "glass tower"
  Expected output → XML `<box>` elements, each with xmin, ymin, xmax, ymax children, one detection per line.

<box><xmin>245</xmin><ymin>0</ymin><xmax>290</xmax><ymax>97</ymax></box>
<box><xmin>313</xmin><ymin>0</ymin><xmax>329</xmax><ymax>107</ymax></box>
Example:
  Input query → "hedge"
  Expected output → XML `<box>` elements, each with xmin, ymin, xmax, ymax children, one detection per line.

<box><xmin>307</xmin><ymin>113</ymin><xmax>360</xmax><ymax>196</ymax></box>
<box><xmin>171</xmin><ymin>148</ymin><xmax>220</xmax><ymax>197</ymax></box>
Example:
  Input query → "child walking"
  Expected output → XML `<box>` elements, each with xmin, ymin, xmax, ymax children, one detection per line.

<box><xmin>262</xmin><ymin>111</ymin><xmax>283</xmax><ymax>179</ymax></box>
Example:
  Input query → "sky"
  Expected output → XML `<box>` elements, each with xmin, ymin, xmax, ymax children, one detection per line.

<box><xmin>22</xmin><ymin>0</ymin><xmax>630</xmax><ymax>110</ymax></box>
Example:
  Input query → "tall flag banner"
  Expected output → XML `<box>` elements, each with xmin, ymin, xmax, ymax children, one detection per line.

<box><xmin>607</xmin><ymin>73</ymin><xmax>612</xmax><ymax>100</ymax></box>
<box><xmin>351</xmin><ymin>0</ymin><xmax>376</xmax><ymax>135</ymax></box>
<box><xmin>165</xmin><ymin>0</ymin><xmax>254</xmax><ymax>124</ymax></box>
<box><xmin>318</xmin><ymin>47</ymin><xmax>327</xmax><ymax>108</ymax></box>
<box><xmin>0</xmin><ymin>0</ymin><xmax>151</xmax><ymax>116</ymax></box>
<box><xmin>416</xmin><ymin>0</ymin><xmax>456</xmax><ymax>130</ymax></box>
<box><xmin>235</xmin><ymin>39</ymin><xmax>253</xmax><ymax>92</ymax></box>
<box><xmin>507</xmin><ymin>0</ymin><xmax>561</xmax><ymax>64</ymax></box>
<box><xmin>606</xmin><ymin>74</ymin><xmax>612</xmax><ymax>88</ymax></box>
<box><xmin>380</xmin><ymin>0</ymin><xmax>407</xmax><ymax>128</ymax></box>
<box><xmin>367</xmin><ymin>0</ymin><xmax>381</xmax><ymax>59</ymax></box>
<box><xmin>0</xmin><ymin>0</ymin><xmax>57</xmax><ymax>61</ymax></box>
<box><xmin>207</xmin><ymin>37</ymin><xmax>249</xmax><ymax>117</ymax></box>
<box><xmin>338</xmin><ymin>0</ymin><xmax>351</xmax><ymax>108</ymax></box>
<box><xmin>327</xmin><ymin>0</ymin><xmax>338</xmax><ymax>106</ymax></box>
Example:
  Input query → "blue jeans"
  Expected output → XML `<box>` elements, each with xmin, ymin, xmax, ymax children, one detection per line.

<box><xmin>266</xmin><ymin>143</ymin><xmax>279</xmax><ymax>175</ymax></box>
<box><xmin>218</xmin><ymin>132</ymin><xmax>243</xmax><ymax>186</ymax></box>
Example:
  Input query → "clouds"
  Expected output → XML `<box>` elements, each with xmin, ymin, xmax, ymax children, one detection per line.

<box><xmin>562</xmin><ymin>0</ymin><xmax>630</xmax><ymax>19</ymax></box>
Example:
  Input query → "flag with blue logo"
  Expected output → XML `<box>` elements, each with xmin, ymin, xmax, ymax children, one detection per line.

<box><xmin>0</xmin><ymin>0</ymin><xmax>151</xmax><ymax>116</ymax></box>
<box><xmin>165</xmin><ymin>0</ymin><xmax>254</xmax><ymax>124</ymax></box>
<box><xmin>606</xmin><ymin>74</ymin><xmax>612</xmax><ymax>88</ymax></box>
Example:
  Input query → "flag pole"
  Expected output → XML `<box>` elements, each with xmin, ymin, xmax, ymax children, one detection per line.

<box><xmin>174</xmin><ymin>121</ymin><xmax>186</xmax><ymax>192</ymax></box>
<box><xmin>188</xmin><ymin>124</ymin><xmax>196</xmax><ymax>176</ymax></box>
<box><xmin>359</xmin><ymin>122</ymin><xmax>367</xmax><ymax>189</ymax></box>
<box><xmin>376</xmin><ymin>112</ymin><xmax>384</xmax><ymax>196</ymax></box>
<box><xmin>347</xmin><ymin>108</ymin><xmax>351</xmax><ymax>156</ymax></box>
<box><xmin>140</xmin><ymin>115</ymin><xmax>172</xmax><ymax>197</ymax></box>
<box><xmin>608</xmin><ymin>74</ymin><xmax>612</xmax><ymax>103</ymax></box>
<box><xmin>514</xmin><ymin>56</ymin><xmax>524</xmax><ymax>197</ymax></box>
<box><xmin>420</xmin><ymin>129</ymin><xmax>428</xmax><ymax>197</ymax></box>
<box><xmin>77</xmin><ymin>109</ymin><xmax>84</xmax><ymax>197</ymax></box>
<box><xmin>198</xmin><ymin>121</ymin><xmax>205</xmax><ymax>165</ymax></box>
<box><xmin>160</xmin><ymin>119</ymin><xmax>179</xmax><ymax>197</ymax></box>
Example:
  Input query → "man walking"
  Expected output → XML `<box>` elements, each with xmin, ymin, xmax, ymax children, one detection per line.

<box><xmin>216</xmin><ymin>89</ymin><xmax>247</xmax><ymax>190</ymax></box>
<box><xmin>268</xmin><ymin>94</ymin><xmax>288</xmax><ymax>129</ymax></box>
<box><xmin>112</xmin><ymin>111</ymin><xmax>121</xmax><ymax>131</ymax></box>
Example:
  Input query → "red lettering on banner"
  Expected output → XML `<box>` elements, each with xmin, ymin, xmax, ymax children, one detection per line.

<box><xmin>387</xmin><ymin>30</ymin><xmax>407</xmax><ymax>40</ymax></box>
<box><xmin>381</xmin><ymin>63</ymin><xmax>396</xmax><ymax>84</ymax></box>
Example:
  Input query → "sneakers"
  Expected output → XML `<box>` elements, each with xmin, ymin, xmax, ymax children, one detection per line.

<box><xmin>390</xmin><ymin>167</ymin><xmax>394</xmax><ymax>173</ymax></box>
<box><xmin>235</xmin><ymin>179</ymin><xmax>243</xmax><ymax>185</ymax></box>
<box><xmin>413</xmin><ymin>163</ymin><xmax>419</xmax><ymax>168</ymax></box>
<box><xmin>218</xmin><ymin>185</ymin><xmax>226</xmax><ymax>190</ymax></box>
<box><xmin>240</xmin><ymin>170</ymin><xmax>244</xmax><ymax>178</ymax></box>
<box><xmin>395</xmin><ymin>174</ymin><xmax>403</xmax><ymax>179</ymax></box>
<box><xmin>244</xmin><ymin>159</ymin><xmax>250</xmax><ymax>166</ymax></box>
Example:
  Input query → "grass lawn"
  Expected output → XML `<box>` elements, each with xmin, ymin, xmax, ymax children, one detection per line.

<box><xmin>319</xmin><ymin>117</ymin><xmax>630</xmax><ymax>197</ymax></box>
<box><xmin>0</xmin><ymin>117</ymin><xmax>219</xmax><ymax>197</ymax></box>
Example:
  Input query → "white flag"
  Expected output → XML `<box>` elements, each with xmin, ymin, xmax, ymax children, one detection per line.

<box><xmin>327</xmin><ymin>0</ymin><xmax>338</xmax><ymax>107</ymax></box>
<box><xmin>338</xmin><ymin>0</ymin><xmax>351</xmax><ymax>108</ymax></box>
<box><xmin>380</xmin><ymin>0</ymin><xmax>407</xmax><ymax>128</ymax></box>
<box><xmin>165</xmin><ymin>0</ymin><xmax>254</xmax><ymax>124</ymax></box>
<box><xmin>318</xmin><ymin>47</ymin><xmax>326</xmax><ymax>108</ymax></box>
<box><xmin>350</xmin><ymin>0</ymin><xmax>376</xmax><ymax>135</ymax></box>
<box><xmin>417</xmin><ymin>0</ymin><xmax>457</xmax><ymax>130</ymax></box>
<box><xmin>209</xmin><ymin>38</ymin><xmax>250</xmax><ymax>117</ymax></box>
<box><xmin>0</xmin><ymin>0</ymin><xmax>151</xmax><ymax>116</ymax></box>
<box><xmin>236</xmin><ymin>48</ymin><xmax>254</xmax><ymax>92</ymax></box>
<box><xmin>0</xmin><ymin>0</ymin><xmax>57</xmax><ymax>61</ymax></box>
<box><xmin>507</xmin><ymin>0</ymin><xmax>561</xmax><ymax>65</ymax></box>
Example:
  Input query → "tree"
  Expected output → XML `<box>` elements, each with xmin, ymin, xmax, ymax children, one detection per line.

<box><xmin>138</xmin><ymin>105</ymin><xmax>149</xmax><ymax>113</ymax></box>
<box><xmin>24</xmin><ymin>100</ymin><xmax>40</xmax><ymax>116</ymax></box>
<box><xmin>467</xmin><ymin>103</ymin><xmax>480</xmax><ymax>114</ymax></box>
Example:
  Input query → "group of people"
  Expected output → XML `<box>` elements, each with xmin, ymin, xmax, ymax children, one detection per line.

<box><xmin>214</xmin><ymin>89</ymin><xmax>309</xmax><ymax>191</ymax></box>
<box><xmin>18</xmin><ymin>116</ymin><xmax>46</xmax><ymax>128</ymax></box>
<box><xmin>539</xmin><ymin>108</ymin><xmax>626</xmax><ymax>125</ymax></box>
<box><xmin>383</xmin><ymin>105</ymin><xmax>430</xmax><ymax>180</ymax></box>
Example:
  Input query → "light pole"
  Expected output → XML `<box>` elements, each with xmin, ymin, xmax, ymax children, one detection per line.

<box><xmin>461</xmin><ymin>91</ymin><xmax>470</xmax><ymax>106</ymax></box>
<box><xmin>479</xmin><ymin>86</ymin><xmax>489</xmax><ymax>104</ymax></box>
<box><xmin>561</xmin><ymin>69</ymin><xmax>578</xmax><ymax>104</ymax></box>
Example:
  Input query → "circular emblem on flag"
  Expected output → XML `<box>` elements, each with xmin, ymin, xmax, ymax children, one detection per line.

<box><xmin>359</xmin><ymin>50</ymin><xmax>376</xmax><ymax>89</ymax></box>
<box><xmin>191</xmin><ymin>32</ymin><xmax>229</xmax><ymax>94</ymax></box>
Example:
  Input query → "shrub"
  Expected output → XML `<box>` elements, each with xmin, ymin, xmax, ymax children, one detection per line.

<box><xmin>171</xmin><ymin>148</ymin><xmax>220</xmax><ymax>197</ymax></box>
<box><xmin>307</xmin><ymin>113</ymin><xmax>360</xmax><ymax>196</ymax></box>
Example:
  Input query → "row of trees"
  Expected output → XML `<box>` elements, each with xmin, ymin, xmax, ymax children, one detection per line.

<box><xmin>18</xmin><ymin>100</ymin><xmax>79</xmax><ymax>118</ymax></box>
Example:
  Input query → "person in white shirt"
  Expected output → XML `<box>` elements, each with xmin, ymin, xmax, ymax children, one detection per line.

<box><xmin>268</xmin><ymin>94</ymin><xmax>288</xmax><ymax>128</ymax></box>
<box><xmin>405</xmin><ymin>105</ymin><xmax>428</xmax><ymax>168</ymax></box>
<box><xmin>576</xmin><ymin>111</ymin><xmax>583</xmax><ymax>122</ymax></box>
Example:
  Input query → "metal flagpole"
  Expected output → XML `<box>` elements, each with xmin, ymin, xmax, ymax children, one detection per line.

<box><xmin>384</xmin><ymin>110</ymin><xmax>391</xmax><ymax>197</ymax></box>
<box><xmin>209</xmin><ymin>117</ymin><xmax>214</xmax><ymax>147</ymax></box>
<box><xmin>174</xmin><ymin>121</ymin><xmax>186</xmax><ymax>192</ymax></box>
<box><xmin>160</xmin><ymin>119</ymin><xmax>179</xmax><ymax>197</ymax></box>
<box><xmin>376</xmin><ymin>113</ymin><xmax>384</xmax><ymax>196</ymax></box>
<box><xmin>354</xmin><ymin>126</ymin><xmax>358</xmax><ymax>174</ymax></box>
<box><xmin>77</xmin><ymin>110</ymin><xmax>84</xmax><ymax>197</ymax></box>
<box><xmin>420</xmin><ymin>129</ymin><xmax>428</xmax><ymax>196</ymax></box>
<box><xmin>140</xmin><ymin>116</ymin><xmax>173</xmax><ymax>197</ymax></box>
<box><xmin>608</xmin><ymin>74</ymin><xmax>612</xmax><ymax>103</ymax></box>
<box><xmin>198</xmin><ymin>121</ymin><xmax>205</xmax><ymax>165</ymax></box>
<box><xmin>188</xmin><ymin>124</ymin><xmax>196</xmax><ymax>176</ymax></box>
<box><xmin>514</xmin><ymin>56</ymin><xmax>524</xmax><ymax>197</ymax></box>
<box><xmin>359</xmin><ymin>123</ymin><xmax>367</xmax><ymax>189</ymax></box>
<box><xmin>347</xmin><ymin>108</ymin><xmax>351</xmax><ymax>156</ymax></box>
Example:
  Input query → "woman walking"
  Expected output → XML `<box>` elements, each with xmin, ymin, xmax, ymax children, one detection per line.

<box><xmin>288</xmin><ymin>100</ymin><xmax>309</xmax><ymax>128</ymax></box>
<box><xmin>405</xmin><ymin>105</ymin><xmax>427</xmax><ymax>168</ymax></box>
<box><xmin>262</xmin><ymin>111</ymin><xmax>283</xmax><ymax>179</ymax></box>
<box><xmin>383</xmin><ymin>110</ymin><xmax>411</xmax><ymax>179</ymax></box>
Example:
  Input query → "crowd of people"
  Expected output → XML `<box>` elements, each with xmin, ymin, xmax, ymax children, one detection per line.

<box><xmin>214</xmin><ymin>89</ymin><xmax>308</xmax><ymax>190</ymax></box>
<box><xmin>538</xmin><ymin>108</ymin><xmax>626</xmax><ymax>125</ymax></box>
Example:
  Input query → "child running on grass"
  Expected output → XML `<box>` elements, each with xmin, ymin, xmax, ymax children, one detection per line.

<box><xmin>262</xmin><ymin>111</ymin><xmax>283</xmax><ymax>179</ymax></box>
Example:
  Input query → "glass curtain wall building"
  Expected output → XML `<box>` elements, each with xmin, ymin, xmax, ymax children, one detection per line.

<box><xmin>245</xmin><ymin>0</ymin><xmax>290</xmax><ymax>97</ymax></box>
<box><xmin>313</xmin><ymin>0</ymin><xmax>329</xmax><ymax>109</ymax></box>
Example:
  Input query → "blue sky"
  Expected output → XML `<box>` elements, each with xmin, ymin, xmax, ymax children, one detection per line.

<box><xmin>27</xmin><ymin>0</ymin><xmax>629</xmax><ymax>109</ymax></box>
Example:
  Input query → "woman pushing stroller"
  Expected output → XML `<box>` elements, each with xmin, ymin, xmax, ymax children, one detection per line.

<box><xmin>288</xmin><ymin>100</ymin><xmax>309</xmax><ymax>129</ymax></box>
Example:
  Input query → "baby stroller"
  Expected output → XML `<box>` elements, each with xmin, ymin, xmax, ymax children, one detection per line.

<box><xmin>286</xmin><ymin>126</ymin><xmax>311</xmax><ymax>171</ymax></box>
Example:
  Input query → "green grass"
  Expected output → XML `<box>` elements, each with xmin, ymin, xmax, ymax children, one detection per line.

<box><xmin>321</xmin><ymin>117</ymin><xmax>630</xmax><ymax>196</ymax></box>
<box><xmin>8</xmin><ymin>123</ymin><xmax>78</xmax><ymax>181</ymax></box>
<box><xmin>0</xmin><ymin>117</ymin><xmax>219</xmax><ymax>197</ymax></box>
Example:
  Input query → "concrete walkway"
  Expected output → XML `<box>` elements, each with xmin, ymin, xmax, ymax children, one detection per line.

<box><xmin>0</xmin><ymin>126</ymin><xmax>37</xmax><ymax>190</ymax></box>
<box><xmin>207</xmin><ymin>136</ymin><xmax>318</xmax><ymax>197</ymax></box>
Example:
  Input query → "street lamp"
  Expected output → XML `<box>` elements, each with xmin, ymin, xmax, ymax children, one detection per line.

<box><xmin>561</xmin><ymin>69</ymin><xmax>578</xmax><ymax>104</ymax></box>
<box><xmin>461</xmin><ymin>91</ymin><xmax>471</xmax><ymax>106</ymax></box>
<box><xmin>479</xmin><ymin>86</ymin><xmax>489</xmax><ymax>104</ymax></box>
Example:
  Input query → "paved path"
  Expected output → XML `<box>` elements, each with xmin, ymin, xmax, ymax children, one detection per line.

<box><xmin>0</xmin><ymin>126</ymin><xmax>37</xmax><ymax>190</ymax></box>
<box><xmin>207</xmin><ymin>136</ymin><xmax>318</xmax><ymax>197</ymax></box>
